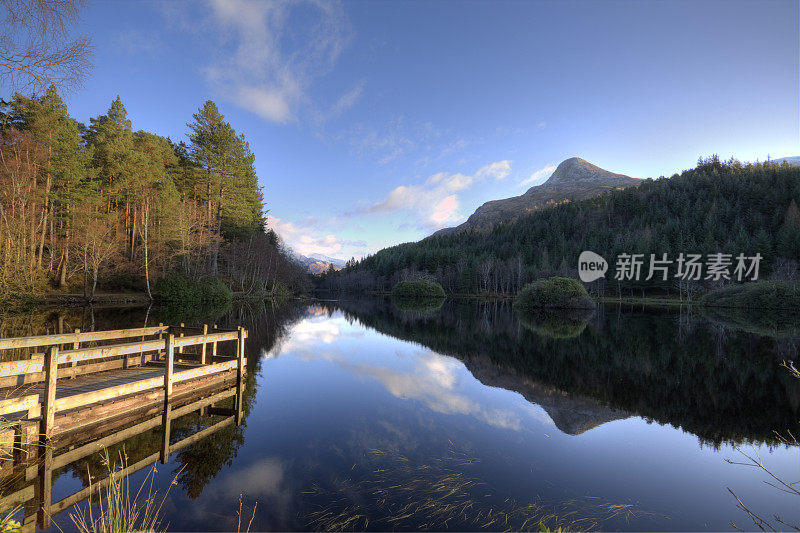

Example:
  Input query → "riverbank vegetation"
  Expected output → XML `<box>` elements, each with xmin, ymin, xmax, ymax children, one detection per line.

<box><xmin>319</xmin><ymin>158</ymin><xmax>800</xmax><ymax>306</ymax></box>
<box><xmin>391</xmin><ymin>278</ymin><xmax>446</xmax><ymax>300</ymax></box>
<box><xmin>0</xmin><ymin>91</ymin><xmax>308</xmax><ymax>303</ymax></box>
<box><xmin>699</xmin><ymin>280</ymin><xmax>800</xmax><ymax>310</ymax></box>
<box><xmin>514</xmin><ymin>277</ymin><xmax>595</xmax><ymax>310</ymax></box>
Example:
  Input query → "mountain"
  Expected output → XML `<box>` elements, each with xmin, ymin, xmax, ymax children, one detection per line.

<box><xmin>770</xmin><ymin>156</ymin><xmax>800</xmax><ymax>166</ymax></box>
<box><xmin>289</xmin><ymin>251</ymin><xmax>346</xmax><ymax>274</ymax></box>
<box><xmin>320</xmin><ymin>156</ymin><xmax>800</xmax><ymax>296</ymax></box>
<box><xmin>435</xmin><ymin>157</ymin><xmax>641</xmax><ymax>235</ymax></box>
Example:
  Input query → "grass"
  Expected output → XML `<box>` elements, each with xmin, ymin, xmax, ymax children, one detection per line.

<box><xmin>514</xmin><ymin>277</ymin><xmax>595</xmax><ymax>311</ymax></box>
<box><xmin>69</xmin><ymin>450</ymin><xmax>180</xmax><ymax>533</ymax></box>
<box><xmin>301</xmin><ymin>445</ymin><xmax>656</xmax><ymax>531</ymax></box>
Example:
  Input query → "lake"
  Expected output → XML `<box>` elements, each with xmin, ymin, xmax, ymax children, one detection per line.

<box><xmin>5</xmin><ymin>298</ymin><xmax>800</xmax><ymax>531</ymax></box>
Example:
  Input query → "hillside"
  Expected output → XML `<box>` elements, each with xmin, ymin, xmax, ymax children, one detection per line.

<box><xmin>435</xmin><ymin>157</ymin><xmax>641</xmax><ymax>235</ymax></box>
<box><xmin>319</xmin><ymin>157</ymin><xmax>800</xmax><ymax>296</ymax></box>
<box><xmin>290</xmin><ymin>251</ymin><xmax>346</xmax><ymax>274</ymax></box>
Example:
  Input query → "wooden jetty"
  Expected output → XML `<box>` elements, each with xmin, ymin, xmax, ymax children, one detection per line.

<box><xmin>0</xmin><ymin>324</ymin><xmax>249</xmax><ymax>531</ymax></box>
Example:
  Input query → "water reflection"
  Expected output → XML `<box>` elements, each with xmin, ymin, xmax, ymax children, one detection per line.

<box><xmin>333</xmin><ymin>298</ymin><xmax>800</xmax><ymax>446</ymax></box>
<box><xmin>1</xmin><ymin>298</ymin><xmax>798</xmax><ymax>531</ymax></box>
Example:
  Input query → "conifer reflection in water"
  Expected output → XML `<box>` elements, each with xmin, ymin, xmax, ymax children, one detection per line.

<box><xmin>302</xmin><ymin>445</ymin><xmax>656</xmax><ymax>531</ymax></box>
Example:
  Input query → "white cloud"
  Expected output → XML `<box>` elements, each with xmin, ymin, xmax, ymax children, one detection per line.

<box><xmin>358</xmin><ymin>161</ymin><xmax>510</xmax><ymax>230</ymax></box>
<box><xmin>520</xmin><ymin>163</ymin><xmax>557</xmax><ymax>187</ymax></box>
<box><xmin>330</xmin><ymin>81</ymin><xmax>365</xmax><ymax>117</ymax></box>
<box><xmin>197</xmin><ymin>0</ymin><xmax>353</xmax><ymax>123</ymax></box>
<box><xmin>267</xmin><ymin>215</ymin><xmax>343</xmax><ymax>257</ymax></box>
<box><xmin>476</xmin><ymin>160</ymin><xmax>512</xmax><ymax>181</ymax></box>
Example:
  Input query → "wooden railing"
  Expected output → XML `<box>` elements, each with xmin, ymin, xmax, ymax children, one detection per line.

<box><xmin>0</xmin><ymin>323</ymin><xmax>250</xmax><ymax>530</ymax></box>
<box><xmin>0</xmin><ymin>324</ymin><xmax>247</xmax><ymax>439</ymax></box>
<box><xmin>0</xmin><ymin>383</ymin><xmax>240</xmax><ymax>532</ymax></box>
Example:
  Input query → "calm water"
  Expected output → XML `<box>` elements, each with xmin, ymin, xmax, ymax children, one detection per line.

<box><xmin>10</xmin><ymin>298</ymin><xmax>800</xmax><ymax>531</ymax></box>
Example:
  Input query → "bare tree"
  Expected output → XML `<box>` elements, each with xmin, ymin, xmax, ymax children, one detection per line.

<box><xmin>0</xmin><ymin>0</ymin><xmax>93</xmax><ymax>94</ymax></box>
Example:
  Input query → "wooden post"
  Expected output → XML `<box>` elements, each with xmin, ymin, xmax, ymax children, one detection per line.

<box><xmin>37</xmin><ymin>445</ymin><xmax>53</xmax><ymax>530</ymax></box>
<box><xmin>161</xmin><ymin>405</ymin><xmax>172</xmax><ymax>464</ymax></box>
<box><xmin>200</xmin><ymin>324</ymin><xmax>208</xmax><ymax>365</ymax></box>
<box><xmin>70</xmin><ymin>329</ymin><xmax>80</xmax><ymax>374</ymax></box>
<box><xmin>211</xmin><ymin>324</ymin><xmax>218</xmax><ymax>359</ymax></box>
<box><xmin>164</xmin><ymin>334</ymin><xmax>174</xmax><ymax>400</ymax></box>
<box><xmin>157</xmin><ymin>323</ymin><xmax>164</xmax><ymax>360</ymax></box>
<box><xmin>236</xmin><ymin>327</ymin><xmax>245</xmax><ymax>425</ymax></box>
<box><xmin>41</xmin><ymin>346</ymin><xmax>58</xmax><ymax>442</ymax></box>
<box><xmin>161</xmin><ymin>334</ymin><xmax>174</xmax><ymax>464</ymax></box>
<box><xmin>177</xmin><ymin>323</ymin><xmax>184</xmax><ymax>356</ymax></box>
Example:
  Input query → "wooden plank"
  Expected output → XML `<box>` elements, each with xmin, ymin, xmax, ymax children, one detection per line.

<box><xmin>52</xmin><ymin>387</ymin><xmax>236</xmax><ymax>469</ymax></box>
<box><xmin>0</xmin><ymin>339</ymin><xmax>165</xmax><ymax>378</ymax></box>
<box><xmin>50</xmin><ymin>452</ymin><xmax>161</xmax><ymax>515</ymax></box>
<box><xmin>53</xmin><ymin>382</ymin><xmax>236</xmax><ymax>450</ymax></box>
<box><xmin>0</xmin><ymin>331</ymin><xmax>235</xmax><ymax>379</ymax></box>
<box><xmin>57</xmin><ymin>339</ymin><xmax>165</xmax><ymax>366</ymax></box>
<box><xmin>0</xmin><ymin>394</ymin><xmax>38</xmax><ymax>417</ymax></box>
<box><xmin>41</xmin><ymin>346</ymin><xmax>58</xmax><ymax>440</ymax></box>
<box><xmin>173</xmin><ymin>359</ymin><xmax>237</xmax><ymax>384</ymax></box>
<box><xmin>55</xmin><ymin>375</ymin><xmax>163</xmax><ymax>412</ymax></box>
<box><xmin>0</xmin><ymin>352</ymin><xmax>160</xmax><ymax>389</ymax></box>
<box><xmin>53</xmin><ymin>415</ymin><xmax>162</xmax><ymax>469</ymax></box>
<box><xmin>170</xmin><ymin>416</ymin><xmax>235</xmax><ymax>454</ymax></box>
<box><xmin>52</xmin><ymin>371</ymin><xmax>237</xmax><ymax>438</ymax></box>
<box><xmin>173</xmin><ymin>331</ymin><xmax>237</xmax><ymax>348</ymax></box>
<box><xmin>0</xmin><ymin>326</ymin><xmax>168</xmax><ymax>351</ymax></box>
<box><xmin>0</xmin><ymin>484</ymin><xmax>34</xmax><ymax>512</ymax></box>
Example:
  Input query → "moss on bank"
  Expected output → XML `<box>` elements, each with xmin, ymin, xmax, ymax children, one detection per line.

<box><xmin>514</xmin><ymin>277</ymin><xmax>595</xmax><ymax>310</ymax></box>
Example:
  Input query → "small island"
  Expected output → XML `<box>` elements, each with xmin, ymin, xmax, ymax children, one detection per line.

<box><xmin>391</xmin><ymin>279</ymin><xmax>447</xmax><ymax>300</ymax></box>
<box><xmin>513</xmin><ymin>277</ymin><xmax>595</xmax><ymax>310</ymax></box>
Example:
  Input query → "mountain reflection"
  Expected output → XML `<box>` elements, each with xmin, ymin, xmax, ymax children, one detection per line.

<box><xmin>327</xmin><ymin>298</ymin><xmax>800</xmax><ymax>446</ymax></box>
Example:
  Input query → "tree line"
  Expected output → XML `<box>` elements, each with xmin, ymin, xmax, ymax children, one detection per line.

<box><xmin>0</xmin><ymin>88</ymin><xmax>308</xmax><ymax>300</ymax></box>
<box><xmin>319</xmin><ymin>157</ymin><xmax>800</xmax><ymax>298</ymax></box>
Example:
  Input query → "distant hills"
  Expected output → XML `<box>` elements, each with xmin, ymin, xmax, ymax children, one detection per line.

<box><xmin>435</xmin><ymin>157</ymin><xmax>641</xmax><ymax>235</ymax></box>
<box><xmin>319</xmin><ymin>155</ymin><xmax>800</xmax><ymax>296</ymax></box>
<box><xmin>770</xmin><ymin>156</ymin><xmax>800</xmax><ymax>166</ymax></box>
<box><xmin>290</xmin><ymin>251</ymin><xmax>346</xmax><ymax>274</ymax></box>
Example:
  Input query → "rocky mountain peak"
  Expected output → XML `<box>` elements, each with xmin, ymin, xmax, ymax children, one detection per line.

<box><xmin>541</xmin><ymin>157</ymin><xmax>630</xmax><ymax>187</ymax></box>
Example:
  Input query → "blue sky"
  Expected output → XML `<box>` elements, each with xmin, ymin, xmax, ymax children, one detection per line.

<box><xmin>60</xmin><ymin>0</ymin><xmax>800</xmax><ymax>259</ymax></box>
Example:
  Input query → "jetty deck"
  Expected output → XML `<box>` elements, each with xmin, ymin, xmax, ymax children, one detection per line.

<box><xmin>0</xmin><ymin>323</ymin><xmax>249</xmax><ymax>531</ymax></box>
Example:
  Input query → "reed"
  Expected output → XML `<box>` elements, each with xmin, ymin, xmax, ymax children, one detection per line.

<box><xmin>69</xmin><ymin>450</ymin><xmax>181</xmax><ymax>533</ymax></box>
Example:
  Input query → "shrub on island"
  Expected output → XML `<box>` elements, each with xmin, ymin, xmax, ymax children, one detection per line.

<box><xmin>391</xmin><ymin>279</ymin><xmax>446</xmax><ymax>300</ymax></box>
<box><xmin>513</xmin><ymin>277</ymin><xmax>595</xmax><ymax>310</ymax></box>
<box><xmin>699</xmin><ymin>280</ymin><xmax>800</xmax><ymax>310</ymax></box>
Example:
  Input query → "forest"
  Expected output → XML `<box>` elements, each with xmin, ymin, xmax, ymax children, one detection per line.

<box><xmin>0</xmin><ymin>89</ymin><xmax>308</xmax><ymax>301</ymax></box>
<box><xmin>319</xmin><ymin>157</ymin><xmax>800</xmax><ymax>298</ymax></box>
